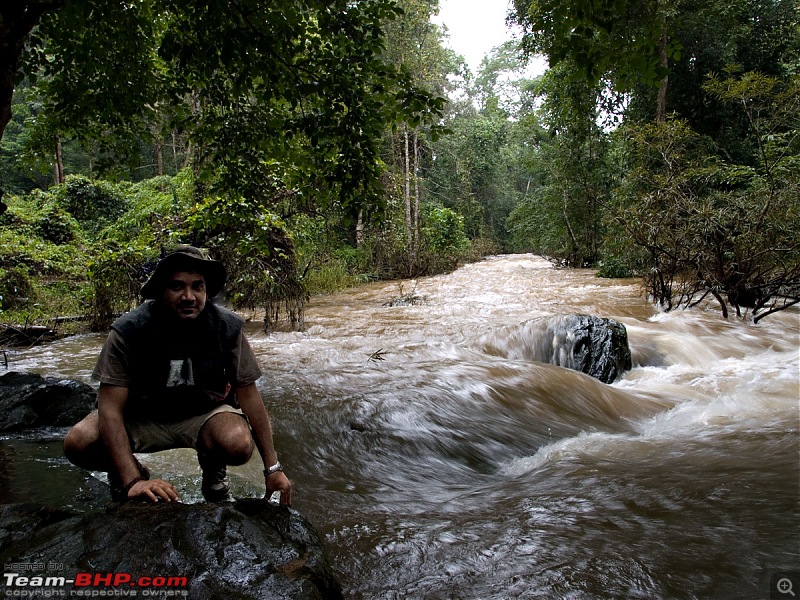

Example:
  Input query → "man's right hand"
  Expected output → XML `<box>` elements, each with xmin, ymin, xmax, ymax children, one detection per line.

<box><xmin>266</xmin><ymin>471</ymin><xmax>293</xmax><ymax>507</ymax></box>
<box><xmin>127</xmin><ymin>478</ymin><xmax>181</xmax><ymax>503</ymax></box>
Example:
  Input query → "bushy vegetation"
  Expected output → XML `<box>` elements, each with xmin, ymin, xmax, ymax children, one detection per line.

<box><xmin>0</xmin><ymin>190</ymin><xmax>89</xmax><ymax>333</ymax></box>
<box><xmin>0</xmin><ymin>168</ymin><xmax>482</xmax><ymax>337</ymax></box>
<box><xmin>610</xmin><ymin>71</ymin><xmax>800</xmax><ymax>321</ymax></box>
<box><xmin>0</xmin><ymin>175</ymin><xmax>176</xmax><ymax>331</ymax></box>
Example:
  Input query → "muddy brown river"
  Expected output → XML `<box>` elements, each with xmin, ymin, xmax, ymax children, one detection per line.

<box><xmin>3</xmin><ymin>255</ymin><xmax>798</xmax><ymax>599</ymax></box>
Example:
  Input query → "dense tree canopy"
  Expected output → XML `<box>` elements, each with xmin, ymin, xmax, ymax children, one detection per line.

<box><xmin>510</xmin><ymin>0</ymin><xmax>798</xmax><ymax>123</ymax></box>
<box><xmin>0</xmin><ymin>0</ymin><xmax>453</xmax><ymax>331</ymax></box>
<box><xmin>510</xmin><ymin>0</ymin><xmax>678</xmax><ymax>85</ymax></box>
<box><xmin>2</xmin><ymin>0</ymin><xmax>446</xmax><ymax>213</ymax></box>
<box><xmin>506</xmin><ymin>0</ymin><xmax>799</xmax><ymax>319</ymax></box>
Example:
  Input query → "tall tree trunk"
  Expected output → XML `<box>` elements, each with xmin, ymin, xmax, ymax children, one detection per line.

<box><xmin>0</xmin><ymin>2</ymin><xmax>64</xmax><ymax>213</ymax></box>
<box><xmin>53</xmin><ymin>135</ymin><xmax>64</xmax><ymax>185</ymax></box>
<box><xmin>155</xmin><ymin>136</ymin><xmax>164</xmax><ymax>177</ymax></box>
<box><xmin>356</xmin><ymin>208</ymin><xmax>364</xmax><ymax>247</ymax></box>
<box><xmin>656</xmin><ymin>28</ymin><xmax>669</xmax><ymax>123</ymax></box>
<box><xmin>149</xmin><ymin>112</ymin><xmax>164</xmax><ymax>176</ymax></box>
<box><xmin>563</xmin><ymin>189</ymin><xmax>579</xmax><ymax>262</ymax></box>
<box><xmin>0</xmin><ymin>2</ymin><xmax>63</xmax><ymax>143</ymax></box>
<box><xmin>412</xmin><ymin>128</ymin><xmax>420</xmax><ymax>261</ymax></box>
<box><xmin>188</xmin><ymin>92</ymin><xmax>205</xmax><ymax>202</ymax></box>
<box><xmin>403</xmin><ymin>125</ymin><xmax>413</xmax><ymax>271</ymax></box>
<box><xmin>172</xmin><ymin>130</ymin><xmax>179</xmax><ymax>174</ymax></box>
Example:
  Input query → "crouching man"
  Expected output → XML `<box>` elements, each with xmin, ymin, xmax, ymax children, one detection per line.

<box><xmin>64</xmin><ymin>245</ymin><xmax>292</xmax><ymax>506</ymax></box>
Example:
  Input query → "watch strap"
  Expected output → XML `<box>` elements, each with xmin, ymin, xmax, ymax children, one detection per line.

<box><xmin>264</xmin><ymin>461</ymin><xmax>283</xmax><ymax>477</ymax></box>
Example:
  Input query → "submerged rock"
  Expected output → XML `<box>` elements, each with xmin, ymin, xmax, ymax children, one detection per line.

<box><xmin>0</xmin><ymin>371</ymin><xmax>96</xmax><ymax>432</ymax></box>
<box><xmin>535</xmin><ymin>314</ymin><xmax>632</xmax><ymax>383</ymax></box>
<box><xmin>0</xmin><ymin>500</ymin><xmax>343</xmax><ymax>599</ymax></box>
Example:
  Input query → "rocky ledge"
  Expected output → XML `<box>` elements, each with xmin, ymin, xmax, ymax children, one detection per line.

<box><xmin>0</xmin><ymin>371</ymin><xmax>96</xmax><ymax>432</ymax></box>
<box><xmin>0</xmin><ymin>500</ymin><xmax>343</xmax><ymax>599</ymax></box>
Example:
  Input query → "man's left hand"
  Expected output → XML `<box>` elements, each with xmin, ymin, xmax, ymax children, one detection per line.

<box><xmin>129</xmin><ymin>478</ymin><xmax>180</xmax><ymax>503</ymax></box>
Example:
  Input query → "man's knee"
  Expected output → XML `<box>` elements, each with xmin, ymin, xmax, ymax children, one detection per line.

<box><xmin>63</xmin><ymin>413</ymin><xmax>101</xmax><ymax>466</ymax></box>
<box><xmin>199</xmin><ymin>413</ymin><xmax>254</xmax><ymax>464</ymax></box>
<box><xmin>226</xmin><ymin>437</ymin><xmax>255</xmax><ymax>465</ymax></box>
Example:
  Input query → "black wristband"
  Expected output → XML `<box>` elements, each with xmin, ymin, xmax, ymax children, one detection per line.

<box><xmin>123</xmin><ymin>476</ymin><xmax>143</xmax><ymax>493</ymax></box>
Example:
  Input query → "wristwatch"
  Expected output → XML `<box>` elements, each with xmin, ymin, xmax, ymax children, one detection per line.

<box><xmin>264</xmin><ymin>461</ymin><xmax>283</xmax><ymax>477</ymax></box>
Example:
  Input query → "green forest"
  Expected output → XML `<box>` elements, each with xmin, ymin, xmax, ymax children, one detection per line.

<box><xmin>1</xmin><ymin>0</ymin><xmax>798</xmax><ymax>340</ymax></box>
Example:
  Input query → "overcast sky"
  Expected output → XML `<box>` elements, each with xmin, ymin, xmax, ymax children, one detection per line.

<box><xmin>433</xmin><ymin>0</ymin><xmax>546</xmax><ymax>76</ymax></box>
<box><xmin>434</xmin><ymin>0</ymin><xmax>518</xmax><ymax>73</ymax></box>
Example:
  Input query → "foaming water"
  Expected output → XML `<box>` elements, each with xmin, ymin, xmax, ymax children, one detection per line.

<box><xmin>5</xmin><ymin>254</ymin><xmax>799</xmax><ymax>599</ymax></box>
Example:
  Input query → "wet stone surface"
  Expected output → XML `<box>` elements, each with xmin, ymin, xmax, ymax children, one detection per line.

<box><xmin>0</xmin><ymin>371</ymin><xmax>96</xmax><ymax>432</ymax></box>
<box><xmin>0</xmin><ymin>499</ymin><xmax>344</xmax><ymax>600</ymax></box>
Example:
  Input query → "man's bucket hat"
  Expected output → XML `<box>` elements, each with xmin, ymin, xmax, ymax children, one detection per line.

<box><xmin>141</xmin><ymin>245</ymin><xmax>227</xmax><ymax>300</ymax></box>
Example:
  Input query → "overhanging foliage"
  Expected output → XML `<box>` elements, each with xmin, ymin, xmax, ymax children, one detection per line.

<box><xmin>7</xmin><ymin>0</ymin><xmax>447</xmax><ymax>215</ymax></box>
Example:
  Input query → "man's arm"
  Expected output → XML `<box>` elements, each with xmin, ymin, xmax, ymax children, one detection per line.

<box><xmin>236</xmin><ymin>383</ymin><xmax>292</xmax><ymax>506</ymax></box>
<box><xmin>97</xmin><ymin>384</ymin><xmax>180</xmax><ymax>503</ymax></box>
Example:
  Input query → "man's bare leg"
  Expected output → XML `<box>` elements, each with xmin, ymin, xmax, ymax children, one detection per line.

<box><xmin>64</xmin><ymin>411</ymin><xmax>157</xmax><ymax>501</ymax></box>
<box><xmin>63</xmin><ymin>411</ymin><xmax>114</xmax><ymax>472</ymax></box>
<box><xmin>196</xmin><ymin>412</ymin><xmax>254</xmax><ymax>502</ymax></box>
<box><xmin>197</xmin><ymin>412</ymin><xmax>254</xmax><ymax>464</ymax></box>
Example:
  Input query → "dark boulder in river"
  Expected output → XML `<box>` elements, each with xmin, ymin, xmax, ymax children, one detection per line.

<box><xmin>477</xmin><ymin>314</ymin><xmax>633</xmax><ymax>383</ymax></box>
<box><xmin>537</xmin><ymin>314</ymin><xmax>632</xmax><ymax>383</ymax></box>
<box><xmin>0</xmin><ymin>371</ymin><xmax>96</xmax><ymax>432</ymax></box>
<box><xmin>0</xmin><ymin>500</ymin><xmax>344</xmax><ymax>599</ymax></box>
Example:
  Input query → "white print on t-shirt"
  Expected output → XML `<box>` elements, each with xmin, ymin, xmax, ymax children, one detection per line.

<box><xmin>166</xmin><ymin>358</ymin><xmax>195</xmax><ymax>387</ymax></box>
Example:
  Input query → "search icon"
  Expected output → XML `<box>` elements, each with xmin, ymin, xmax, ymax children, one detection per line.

<box><xmin>778</xmin><ymin>578</ymin><xmax>796</xmax><ymax>597</ymax></box>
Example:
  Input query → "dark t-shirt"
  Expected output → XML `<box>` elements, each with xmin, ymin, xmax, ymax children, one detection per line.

<box><xmin>93</xmin><ymin>328</ymin><xmax>262</xmax><ymax>389</ymax></box>
<box><xmin>92</xmin><ymin>307</ymin><xmax>263</xmax><ymax>422</ymax></box>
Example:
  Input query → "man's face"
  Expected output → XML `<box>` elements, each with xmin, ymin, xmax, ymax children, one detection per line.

<box><xmin>162</xmin><ymin>271</ymin><xmax>207</xmax><ymax>320</ymax></box>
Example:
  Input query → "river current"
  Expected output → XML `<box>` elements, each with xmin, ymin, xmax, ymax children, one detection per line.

<box><xmin>3</xmin><ymin>254</ymin><xmax>799</xmax><ymax>599</ymax></box>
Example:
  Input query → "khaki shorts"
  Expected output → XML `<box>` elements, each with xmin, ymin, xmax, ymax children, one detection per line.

<box><xmin>126</xmin><ymin>404</ymin><xmax>247</xmax><ymax>453</ymax></box>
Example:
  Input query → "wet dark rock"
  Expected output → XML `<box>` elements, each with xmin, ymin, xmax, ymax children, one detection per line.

<box><xmin>536</xmin><ymin>314</ymin><xmax>632</xmax><ymax>383</ymax></box>
<box><xmin>0</xmin><ymin>503</ymin><xmax>75</xmax><ymax>551</ymax></box>
<box><xmin>476</xmin><ymin>314</ymin><xmax>632</xmax><ymax>383</ymax></box>
<box><xmin>0</xmin><ymin>500</ymin><xmax>343</xmax><ymax>599</ymax></box>
<box><xmin>0</xmin><ymin>371</ymin><xmax>96</xmax><ymax>432</ymax></box>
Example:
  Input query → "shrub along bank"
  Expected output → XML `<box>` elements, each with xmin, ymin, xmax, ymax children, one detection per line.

<box><xmin>0</xmin><ymin>171</ymin><xmax>477</xmax><ymax>340</ymax></box>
